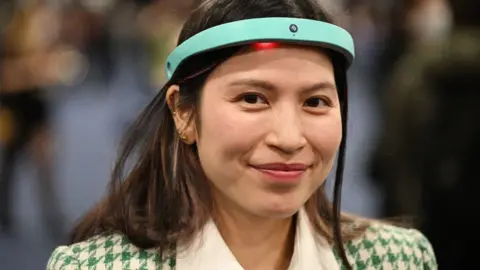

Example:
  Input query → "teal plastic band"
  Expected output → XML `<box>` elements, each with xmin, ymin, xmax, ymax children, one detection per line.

<box><xmin>165</xmin><ymin>17</ymin><xmax>355</xmax><ymax>79</ymax></box>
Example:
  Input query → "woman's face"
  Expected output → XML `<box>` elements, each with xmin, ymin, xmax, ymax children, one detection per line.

<box><xmin>175</xmin><ymin>45</ymin><xmax>342</xmax><ymax>218</ymax></box>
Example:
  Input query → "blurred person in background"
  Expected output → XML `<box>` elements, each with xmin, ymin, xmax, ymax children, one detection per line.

<box><xmin>370</xmin><ymin>0</ymin><xmax>480</xmax><ymax>268</ymax></box>
<box><xmin>369</xmin><ymin>0</ymin><xmax>452</xmax><ymax>217</ymax></box>
<box><xmin>60</xmin><ymin>0</ymin><xmax>115</xmax><ymax>90</ymax></box>
<box><xmin>371</xmin><ymin>0</ymin><xmax>452</xmax><ymax>108</ymax></box>
<box><xmin>0</xmin><ymin>0</ymin><xmax>69</xmax><ymax>239</ymax></box>
<box><xmin>136</xmin><ymin>0</ymin><xmax>198</xmax><ymax>87</ymax></box>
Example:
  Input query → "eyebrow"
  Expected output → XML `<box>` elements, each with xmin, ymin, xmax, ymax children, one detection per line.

<box><xmin>227</xmin><ymin>78</ymin><xmax>337</xmax><ymax>93</ymax></box>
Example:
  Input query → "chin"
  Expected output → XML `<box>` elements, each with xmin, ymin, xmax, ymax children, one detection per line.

<box><xmin>252</xmin><ymin>203</ymin><xmax>303</xmax><ymax>219</ymax></box>
<box><xmin>243</xmin><ymin>191</ymin><xmax>309</xmax><ymax>219</ymax></box>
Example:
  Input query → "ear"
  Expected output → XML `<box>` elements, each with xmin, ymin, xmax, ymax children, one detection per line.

<box><xmin>166</xmin><ymin>84</ymin><xmax>197</xmax><ymax>144</ymax></box>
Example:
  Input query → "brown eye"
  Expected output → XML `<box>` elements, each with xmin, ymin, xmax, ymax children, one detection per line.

<box><xmin>304</xmin><ymin>97</ymin><xmax>328</xmax><ymax>108</ymax></box>
<box><xmin>241</xmin><ymin>93</ymin><xmax>268</xmax><ymax>104</ymax></box>
<box><xmin>244</xmin><ymin>94</ymin><xmax>260</xmax><ymax>104</ymax></box>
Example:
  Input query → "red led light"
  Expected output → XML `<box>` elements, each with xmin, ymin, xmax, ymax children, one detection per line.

<box><xmin>253</xmin><ymin>42</ymin><xmax>279</xmax><ymax>50</ymax></box>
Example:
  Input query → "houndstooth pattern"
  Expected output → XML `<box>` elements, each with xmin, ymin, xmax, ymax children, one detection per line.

<box><xmin>47</xmin><ymin>223</ymin><xmax>437</xmax><ymax>270</ymax></box>
<box><xmin>338</xmin><ymin>223</ymin><xmax>437</xmax><ymax>269</ymax></box>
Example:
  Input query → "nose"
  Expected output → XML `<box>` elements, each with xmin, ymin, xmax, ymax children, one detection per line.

<box><xmin>264</xmin><ymin>108</ymin><xmax>307</xmax><ymax>154</ymax></box>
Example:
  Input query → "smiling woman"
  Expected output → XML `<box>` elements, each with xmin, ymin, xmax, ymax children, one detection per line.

<box><xmin>46</xmin><ymin>0</ymin><xmax>437</xmax><ymax>269</ymax></box>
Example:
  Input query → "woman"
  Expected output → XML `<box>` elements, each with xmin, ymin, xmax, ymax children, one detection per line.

<box><xmin>47</xmin><ymin>0</ymin><xmax>437</xmax><ymax>269</ymax></box>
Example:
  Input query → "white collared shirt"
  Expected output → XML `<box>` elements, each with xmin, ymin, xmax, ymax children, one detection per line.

<box><xmin>175</xmin><ymin>209</ymin><xmax>340</xmax><ymax>270</ymax></box>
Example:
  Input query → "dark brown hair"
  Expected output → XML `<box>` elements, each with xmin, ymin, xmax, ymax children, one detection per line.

<box><xmin>70</xmin><ymin>0</ymin><xmax>368</xmax><ymax>268</ymax></box>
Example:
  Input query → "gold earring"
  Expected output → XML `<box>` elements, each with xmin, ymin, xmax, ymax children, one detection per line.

<box><xmin>179</xmin><ymin>133</ymin><xmax>187</xmax><ymax>141</ymax></box>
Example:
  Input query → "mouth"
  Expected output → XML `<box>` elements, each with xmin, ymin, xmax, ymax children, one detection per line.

<box><xmin>251</xmin><ymin>163</ymin><xmax>310</xmax><ymax>171</ymax></box>
<box><xmin>249</xmin><ymin>163</ymin><xmax>310</xmax><ymax>183</ymax></box>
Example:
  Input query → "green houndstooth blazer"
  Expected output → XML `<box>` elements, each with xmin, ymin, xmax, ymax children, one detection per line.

<box><xmin>47</xmin><ymin>222</ymin><xmax>437</xmax><ymax>269</ymax></box>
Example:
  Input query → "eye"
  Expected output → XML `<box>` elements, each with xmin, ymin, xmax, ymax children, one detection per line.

<box><xmin>241</xmin><ymin>93</ymin><xmax>268</xmax><ymax>104</ymax></box>
<box><xmin>304</xmin><ymin>97</ymin><xmax>329</xmax><ymax>108</ymax></box>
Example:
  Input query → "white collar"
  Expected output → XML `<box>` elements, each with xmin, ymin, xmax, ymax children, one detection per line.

<box><xmin>175</xmin><ymin>208</ymin><xmax>340</xmax><ymax>270</ymax></box>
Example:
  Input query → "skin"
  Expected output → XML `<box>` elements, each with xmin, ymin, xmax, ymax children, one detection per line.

<box><xmin>167</xmin><ymin>45</ymin><xmax>342</xmax><ymax>270</ymax></box>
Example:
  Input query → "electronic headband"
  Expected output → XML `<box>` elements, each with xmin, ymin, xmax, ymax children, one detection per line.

<box><xmin>165</xmin><ymin>17</ymin><xmax>355</xmax><ymax>79</ymax></box>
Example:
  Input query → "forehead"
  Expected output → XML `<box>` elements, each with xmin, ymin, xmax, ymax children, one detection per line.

<box><xmin>206</xmin><ymin>45</ymin><xmax>335</xmax><ymax>87</ymax></box>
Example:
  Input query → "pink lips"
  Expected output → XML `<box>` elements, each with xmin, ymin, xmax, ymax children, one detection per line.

<box><xmin>251</xmin><ymin>163</ymin><xmax>309</xmax><ymax>183</ymax></box>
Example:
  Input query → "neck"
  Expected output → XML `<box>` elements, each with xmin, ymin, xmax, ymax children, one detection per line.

<box><xmin>213</xmin><ymin>204</ymin><xmax>296</xmax><ymax>270</ymax></box>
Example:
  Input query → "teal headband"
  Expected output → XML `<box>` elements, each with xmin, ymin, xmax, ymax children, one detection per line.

<box><xmin>165</xmin><ymin>17</ymin><xmax>355</xmax><ymax>79</ymax></box>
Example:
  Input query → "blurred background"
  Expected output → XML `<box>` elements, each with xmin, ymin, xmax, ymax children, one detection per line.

<box><xmin>0</xmin><ymin>0</ymin><xmax>478</xmax><ymax>269</ymax></box>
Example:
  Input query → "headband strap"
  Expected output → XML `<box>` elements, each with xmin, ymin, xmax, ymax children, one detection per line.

<box><xmin>165</xmin><ymin>17</ymin><xmax>355</xmax><ymax>79</ymax></box>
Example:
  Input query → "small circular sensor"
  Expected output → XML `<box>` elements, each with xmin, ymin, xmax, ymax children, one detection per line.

<box><xmin>289</xmin><ymin>24</ymin><xmax>298</xmax><ymax>33</ymax></box>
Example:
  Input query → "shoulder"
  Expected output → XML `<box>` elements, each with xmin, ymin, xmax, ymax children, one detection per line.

<box><xmin>340</xmin><ymin>222</ymin><xmax>437</xmax><ymax>269</ymax></box>
<box><xmin>46</xmin><ymin>233</ymin><xmax>175</xmax><ymax>270</ymax></box>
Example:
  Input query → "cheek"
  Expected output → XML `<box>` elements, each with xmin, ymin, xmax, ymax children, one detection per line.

<box><xmin>198</xmin><ymin>102</ymin><xmax>266</xmax><ymax>160</ymax></box>
<box><xmin>306</xmin><ymin>114</ymin><xmax>342</xmax><ymax>162</ymax></box>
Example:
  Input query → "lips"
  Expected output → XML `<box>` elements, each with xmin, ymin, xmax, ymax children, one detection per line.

<box><xmin>250</xmin><ymin>163</ymin><xmax>309</xmax><ymax>183</ymax></box>
<box><xmin>251</xmin><ymin>163</ymin><xmax>309</xmax><ymax>171</ymax></box>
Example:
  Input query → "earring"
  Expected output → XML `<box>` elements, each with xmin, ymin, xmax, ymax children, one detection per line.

<box><xmin>179</xmin><ymin>133</ymin><xmax>187</xmax><ymax>141</ymax></box>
